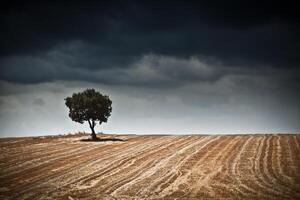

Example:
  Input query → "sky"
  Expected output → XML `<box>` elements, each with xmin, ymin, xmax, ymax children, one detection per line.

<box><xmin>0</xmin><ymin>0</ymin><xmax>300</xmax><ymax>137</ymax></box>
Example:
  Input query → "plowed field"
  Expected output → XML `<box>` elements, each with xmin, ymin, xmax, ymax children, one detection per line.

<box><xmin>0</xmin><ymin>134</ymin><xmax>299</xmax><ymax>199</ymax></box>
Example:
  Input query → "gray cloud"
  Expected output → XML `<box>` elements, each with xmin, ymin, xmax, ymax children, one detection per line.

<box><xmin>1</xmin><ymin>58</ymin><xmax>299</xmax><ymax>137</ymax></box>
<box><xmin>2</xmin><ymin>42</ymin><xmax>296</xmax><ymax>88</ymax></box>
<box><xmin>0</xmin><ymin>1</ymin><xmax>299</xmax><ymax>136</ymax></box>
<box><xmin>33</xmin><ymin>98</ymin><xmax>46</xmax><ymax>106</ymax></box>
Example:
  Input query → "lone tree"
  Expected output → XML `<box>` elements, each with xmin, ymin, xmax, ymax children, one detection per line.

<box><xmin>65</xmin><ymin>89</ymin><xmax>112</xmax><ymax>140</ymax></box>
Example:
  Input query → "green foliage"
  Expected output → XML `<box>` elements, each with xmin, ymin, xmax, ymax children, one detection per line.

<box><xmin>65</xmin><ymin>88</ymin><xmax>112</xmax><ymax>128</ymax></box>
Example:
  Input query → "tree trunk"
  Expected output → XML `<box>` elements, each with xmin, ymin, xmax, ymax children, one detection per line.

<box><xmin>88</xmin><ymin>120</ymin><xmax>97</xmax><ymax>140</ymax></box>
<box><xmin>90</xmin><ymin>126</ymin><xmax>97</xmax><ymax>141</ymax></box>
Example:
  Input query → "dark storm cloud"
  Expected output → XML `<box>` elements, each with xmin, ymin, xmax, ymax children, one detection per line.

<box><xmin>1</xmin><ymin>1</ymin><xmax>300</xmax><ymax>80</ymax></box>
<box><xmin>0</xmin><ymin>0</ymin><xmax>299</xmax><ymax>108</ymax></box>
<box><xmin>0</xmin><ymin>50</ymin><xmax>225</xmax><ymax>86</ymax></box>
<box><xmin>1</xmin><ymin>1</ymin><xmax>300</xmax><ymax>136</ymax></box>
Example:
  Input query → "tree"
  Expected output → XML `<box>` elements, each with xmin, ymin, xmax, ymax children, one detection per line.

<box><xmin>65</xmin><ymin>89</ymin><xmax>112</xmax><ymax>140</ymax></box>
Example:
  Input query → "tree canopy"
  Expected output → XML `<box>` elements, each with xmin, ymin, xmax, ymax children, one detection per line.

<box><xmin>65</xmin><ymin>89</ymin><xmax>112</xmax><ymax>140</ymax></box>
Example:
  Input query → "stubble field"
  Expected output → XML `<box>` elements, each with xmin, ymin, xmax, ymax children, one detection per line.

<box><xmin>0</xmin><ymin>134</ymin><xmax>299</xmax><ymax>200</ymax></box>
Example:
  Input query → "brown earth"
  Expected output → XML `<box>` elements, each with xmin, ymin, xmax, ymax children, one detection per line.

<box><xmin>0</xmin><ymin>133</ymin><xmax>300</xmax><ymax>200</ymax></box>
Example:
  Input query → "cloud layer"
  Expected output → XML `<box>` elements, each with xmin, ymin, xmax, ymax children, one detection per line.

<box><xmin>1</xmin><ymin>54</ymin><xmax>299</xmax><ymax>136</ymax></box>
<box><xmin>1</xmin><ymin>1</ymin><xmax>299</xmax><ymax>67</ymax></box>
<box><xmin>0</xmin><ymin>1</ymin><xmax>299</xmax><ymax>136</ymax></box>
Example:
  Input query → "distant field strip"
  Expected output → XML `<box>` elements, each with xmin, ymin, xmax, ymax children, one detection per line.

<box><xmin>0</xmin><ymin>134</ymin><xmax>299</xmax><ymax>199</ymax></box>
